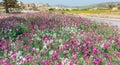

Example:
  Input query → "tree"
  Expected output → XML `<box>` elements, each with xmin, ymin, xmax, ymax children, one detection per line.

<box><xmin>3</xmin><ymin>0</ymin><xmax>18</xmax><ymax>13</ymax></box>
<box><xmin>108</xmin><ymin>5</ymin><xmax>115</xmax><ymax>10</ymax></box>
<box><xmin>3</xmin><ymin>0</ymin><xmax>9</xmax><ymax>13</ymax></box>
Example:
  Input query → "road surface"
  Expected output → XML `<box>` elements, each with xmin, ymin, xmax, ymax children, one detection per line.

<box><xmin>80</xmin><ymin>15</ymin><xmax>120</xmax><ymax>28</ymax></box>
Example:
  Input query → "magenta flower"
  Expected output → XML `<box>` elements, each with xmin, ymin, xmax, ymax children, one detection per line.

<box><xmin>93</xmin><ymin>60</ymin><xmax>98</xmax><ymax>65</ymax></box>
<box><xmin>115</xmin><ymin>37</ymin><xmax>119</xmax><ymax>43</ymax></box>
<box><xmin>32</xmin><ymin>48</ymin><xmax>36</xmax><ymax>53</ymax></box>
<box><xmin>105</xmin><ymin>54</ymin><xmax>112</xmax><ymax>60</ymax></box>
<box><xmin>11</xmin><ymin>53</ymin><xmax>17</xmax><ymax>59</ymax></box>
<box><xmin>42</xmin><ymin>35</ymin><xmax>51</xmax><ymax>41</ymax></box>
<box><xmin>82</xmin><ymin>54</ymin><xmax>88</xmax><ymax>59</ymax></box>
<box><xmin>44</xmin><ymin>60</ymin><xmax>50</xmax><ymax>65</ymax></box>
<box><xmin>52</xmin><ymin>51</ymin><xmax>59</xmax><ymax>59</ymax></box>
<box><xmin>115</xmin><ymin>37</ymin><xmax>120</xmax><ymax>46</ymax></box>
<box><xmin>70</xmin><ymin>39</ymin><xmax>76</xmax><ymax>44</ymax></box>
<box><xmin>25</xmin><ymin>56</ymin><xmax>31</xmax><ymax>62</ymax></box>
<box><xmin>71</xmin><ymin>45</ymin><xmax>75</xmax><ymax>51</ymax></box>
<box><xmin>63</xmin><ymin>44</ymin><xmax>69</xmax><ymax>49</ymax></box>
<box><xmin>93</xmin><ymin>58</ymin><xmax>102</xmax><ymax>65</ymax></box>
<box><xmin>58</xmin><ymin>62</ymin><xmax>62</xmax><ymax>65</ymax></box>
<box><xmin>5</xmin><ymin>59</ymin><xmax>10</xmax><ymax>65</ymax></box>
<box><xmin>97</xmin><ymin>58</ymin><xmax>102</xmax><ymax>63</ymax></box>
<box><xmin>69</xmin><ymin>61</ymin><xmax>73</xmax><ymax>65</ymax></box>
<box><xmin>92</xmin><ymin>48</ymin><xmax>98</xmax><ymax>56</ymax></box>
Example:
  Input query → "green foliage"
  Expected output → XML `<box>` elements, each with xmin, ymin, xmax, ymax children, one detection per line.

<box><xmin>3</xmin><ymin>0</ymin><xmax>19</xmax><ymax>8</ymax></box>
<box><xmin>17</xmin><ymin>22</ymin><xmax>30</xmax><ymax>34</ymax></box>
<box><xmin>48</xmin><ymin>8</ymin><xmax>55</xmax><ymax>11</ymax></box>
<box><xmin>0</xmin><ymin>22</ymin><xmax>29</xmax><ymax>41</ymax></box>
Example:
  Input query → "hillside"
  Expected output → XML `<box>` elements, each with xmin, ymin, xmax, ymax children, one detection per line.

<box><xmin>53</xmin><ymin>2</ymin><xmax>120</xmax><ymax>9</ymax></box>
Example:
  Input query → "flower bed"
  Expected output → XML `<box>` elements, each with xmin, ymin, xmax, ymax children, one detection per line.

<box><xmin>0</xmin><ymin>12</ymin><xmax>120</xmax><ymax>65</ymax></box>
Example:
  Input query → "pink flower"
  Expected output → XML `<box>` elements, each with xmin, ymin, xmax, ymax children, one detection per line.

<box><xmin>77</xmin><ymin>46</ymin><xmax>81</xmax><ymax>51</ymax></box>
<box><xmin>39</xmin><ymin>60</ymin><xmax>44</xmax><ymax>64</ymax></box>
<box><xmin>42</xmin><ymin>35</ymin><xmax>51</xmax><ymax>41</ymax></box>
<box><xmin>5</xmin><ymin>59</ymin><xmax>10</xmax><ymax>65</ymax></box>
<box><xmin>52</xmin><ymin>51</ymin><xmax>59</xmax><ymax>59</ymax></box>
<box><xmin>44</xmin><ymin>60</ymin><xmax>50</xmax><ymax>65</ymax></box>
<box><xmin>97</xmin><ymin>58</ymin><xmax>102</xmax><ymax>63</ymax></box>
<box><xmin>93</xmin><ymin>60</ymin><xmax>98</xmax><ymax>65</ymax></box>
<box><xmin>72</xmin><ymin>53</ymin><xmax>77</xmax><ymax>60</ymax></box>
<box><xmin>98</xmin><ymin>37</ymin><xmax>102</xmax><ymax>42</ymax></box>
<box><xmin>11</xmin><ymin>54</ymin><xmax>17</xmax><ymax>59</ymax></box>
<box><xmin>105</xmin><ymin>54</ymin><xmax>112</xmax><ymax>60</ymax></box>
<box><xmin>63</xmin><ymin>51</ymin><xmax>69</xmax><ymax>55</ymax></box>
<box><xmin>116</xmin><ymin>51</ymin><xmax>120</xmax><ymax>58</ymax></box>
<box><xmin>32</xmin><ymin>48</ymin><xmax>36</xmax><ymax>53</ymax></box>
<box><xmin>103</xmin><ymin>43</ymin><xmax>110</xmax><ymax>49</ymax></box>
<box><xmin>108</xmin><ymin>62</ymin><xmax>112</xmax><ymax>65</ymax></box>
<box><xmin>92</xmin><ymin>48</ymin><xmax>98</xmax><ymax>56</ymax></box>
<box><xmin>115</xmin><ymin>37</ymin><xmax>119</xmax><ymax>43</ymax></box>
<box><xmin>58</xmin><ymin>62</ymin><xmax>62</xmax><ymax>65</ymax></box>
<box><xmin>63</xmin><ymin>44</ymin><xmax>69</xmax><ymax>49</ymax></box>
<box><xmin>69</xmin><ymin>61</ymin><xmax>73</xmax><ymax>65</ymax></box>
<box><xmin>23</xmin><ymin>33</ymin><xmax>29</xmax><ymax>36</ymax></box>
<box><xmin>82</xmin><ymin>54</ymin><xmax>88</xmax><ymax>59</ymax></box>
<box><xmin>93</xmin><ymin>58</ymin><xmax>102</xmax><ymax>65</ymax></box>
<box><xmin>71</xmin><ymin>45</ymin><xmax>75</xmax><ymax>51</ymax></box>
<box><xmin>70</xmin><ymin>39</ymin><xmax>76</xmax><ymax>44</ymax></box>
<box><xmin>115</xmin><ymin>37</ymin><xmax>120</xmax><ymax>46</ymax></box>
<box><xmin>25</xmin><ymin>56</ymin><xmax>31</xmax><ymax>62</ymax></box>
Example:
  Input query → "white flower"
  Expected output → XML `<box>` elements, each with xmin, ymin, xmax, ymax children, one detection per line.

<box><xmin>49</xmin><ymin>50</ymin><xmax>54</xmax><ymax>55</ymax></box>
<box><xmin>36</xmin><ymin>37</ymin><xmax>41</xmax><ymax>41</ymax></box>
<box><xmin>59</xmin><ymin>39</ymin><xmax>62</xmax><ymax>43</ymax></box>
<box><xmin>101</xmin><ymin>43</ymin><xmax>104</xmax><ymax>48</ymax></box>
<box><xmin>36</xmin><ymin>48</ymin><xmax>39</xmax><ymax>51</ymax></box>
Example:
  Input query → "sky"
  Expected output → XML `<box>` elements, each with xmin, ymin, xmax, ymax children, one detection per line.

<box><xmin>0</xmin><ymin>0</ymin><xmax>120</xmax><ymax>6</ymax></box>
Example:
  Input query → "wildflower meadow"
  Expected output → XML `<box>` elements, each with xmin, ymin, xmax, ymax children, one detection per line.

<box><xmin>0</xmin><ymin>12</ymin><xmax>120</xmax><ymax>65</ymax></box>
